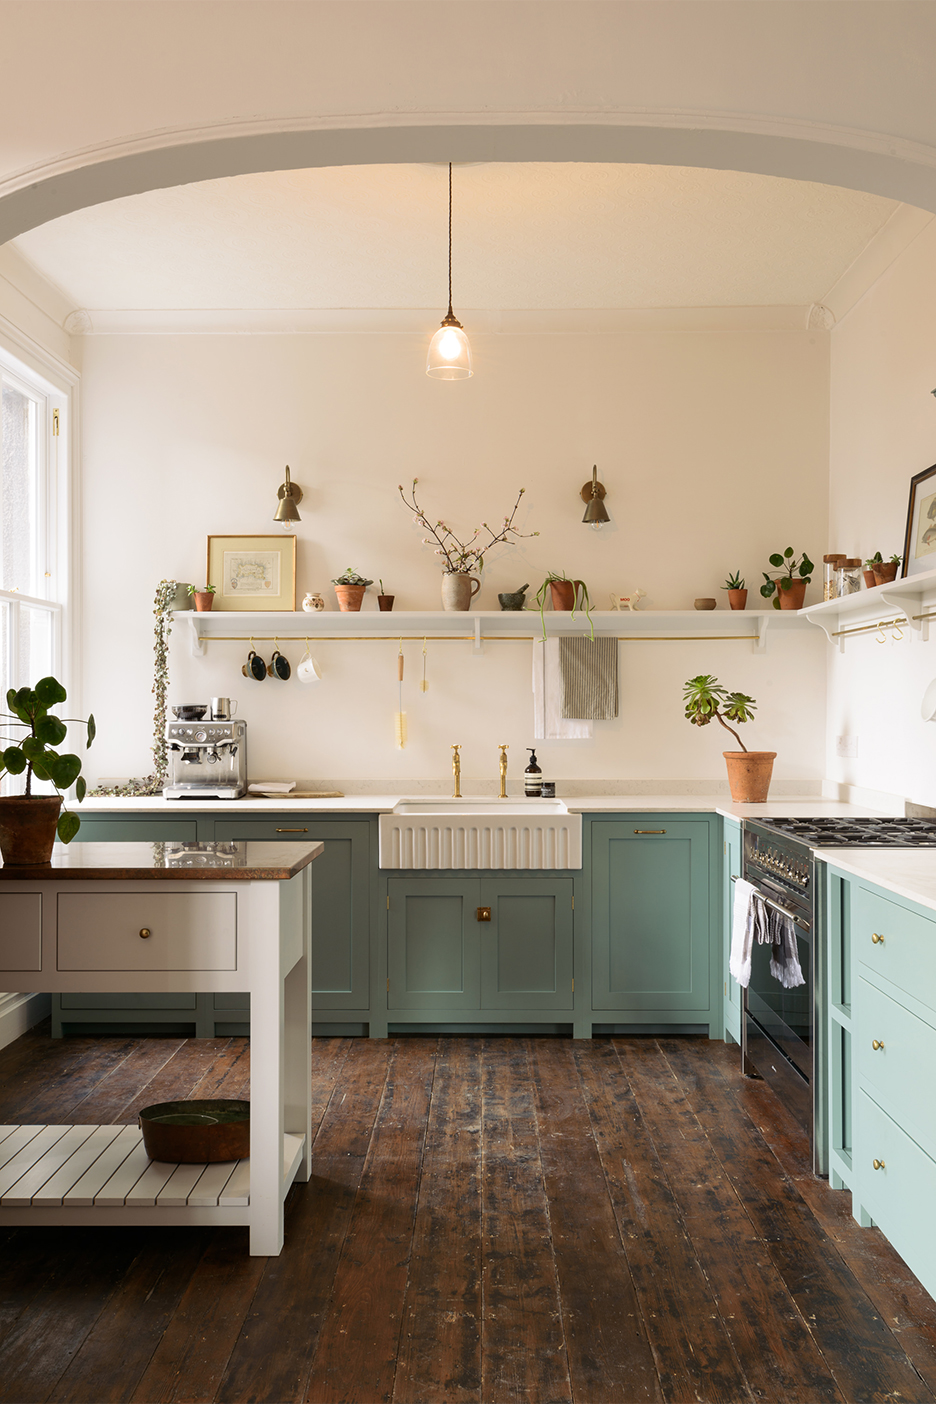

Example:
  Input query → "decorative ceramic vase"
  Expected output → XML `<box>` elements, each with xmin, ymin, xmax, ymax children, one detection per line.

<box><xmin>302</xmin><ymin>592</ymin><xmax>325</xmax><ymax>612</ymax></box>
<box><xmin>549</xmin><ymin>580</ymin><xmax>583</xmax><ymax>612</ymax></box>
<box><xmin>727</xmin><ymin>588</ymin><xmax>748</xmax><ymax>610</ymax></box>
<box><xmin>377</xmin><ymin>595</ymin><xmax>395</xmax><ymax>612</ymax></box>
<box><xmin>694</xmin><ymin>598</ymin><xmax>717</xmax><ymax>611</ymax></box>
<box><xmin>873</xmin><ymin>563</ymin><xmax>899</xmax><ymax>585</ymax></box>
<box><xmin>0</xmin><ymin>795</ymin><xmax>63</xmax><ymax>864</ymax></box>
<box><xmin>722</xmin><ymin>751</ymin><xmax>777</xmax><ymax>804</ymax></box>
<box><xmin>192</xmin><ymin>592</ymin><xmax>214</xmax><ymax>612</ymax></box>
<box><xmin>778</xmin><ymin>578</ymin><xmax>808</xmax><ymax>610</ymax></box>
<box><xmin>334</xmin><ymin>585</ymin><xmax>366</xmax><ymax>612</ymax></box>
<box><xmin>441</xmin><ymin>573</ymin><xmax>481</xmax><ymax>611</ymax></box>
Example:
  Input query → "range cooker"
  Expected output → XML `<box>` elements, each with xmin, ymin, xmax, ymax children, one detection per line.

<box><xmin>740</xmin><ymin>815</ymin><xmax>936</xmax><ymax>1175</ymax></box>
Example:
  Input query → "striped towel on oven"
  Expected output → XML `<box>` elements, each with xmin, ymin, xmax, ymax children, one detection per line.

<box><xmin>558</xmin><ymin>636</ymin><xmax>619</xmax><ymax>720</ymax></box>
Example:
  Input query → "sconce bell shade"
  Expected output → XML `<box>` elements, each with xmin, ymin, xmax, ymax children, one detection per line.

<box><xmin>581</xmin><ymin>465</ymin><xmax>610</xmax><ymax>526</ymax></box>
<box><xmin>427</xmin><ymin>313</ymin><xmax>473</xmax><ymax>380</ymax></box>
<box><xmin>274</xmin><ymin>465</ymin><xmax>302</xmax><ymax>524</ymax></box>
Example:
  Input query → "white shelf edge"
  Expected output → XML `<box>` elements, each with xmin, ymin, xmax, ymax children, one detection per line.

<box><xmin>803</xmin><ymin>566</ymin><xmax>936</xmax><ymax>647</ymax></box>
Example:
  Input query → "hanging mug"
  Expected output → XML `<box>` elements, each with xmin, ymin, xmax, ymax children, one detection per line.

<box><xmin>267</xmin><ymin>648</ymin><xmax>291</xmax><ymax>680</ymax></box>
<box><xmin>297</xmin><ymin>643</ymin><xmax>322</xmax><ymax>684</ymax></box>
<box><xmin>242</xmin><ymin>649</ymin><xmax>266</xmax><ymax>681</ymax></box>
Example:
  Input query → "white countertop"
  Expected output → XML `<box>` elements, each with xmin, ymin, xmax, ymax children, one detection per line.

<box><xmin>816</xmin><ymin>847</ymin><xmax>936</xmax><ymax>915</ymax></box>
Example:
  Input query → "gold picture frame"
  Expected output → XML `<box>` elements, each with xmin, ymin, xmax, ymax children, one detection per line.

<box><xmin>206</xmin><ymin>535</ymin><xmax>297</xmax><ymax>611</ymax></box>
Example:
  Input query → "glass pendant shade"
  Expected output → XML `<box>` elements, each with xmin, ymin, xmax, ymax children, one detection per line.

<box><xmin>427</xmin><ymin>316</ymin><xmax>472</xmax><ymax>379</ymax></box>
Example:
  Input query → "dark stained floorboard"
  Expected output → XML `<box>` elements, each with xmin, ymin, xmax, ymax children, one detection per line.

<box><xmin>0</xmin><ymin>1030</ymin><xmax>932</xmax><ymax>1402</ymax></box>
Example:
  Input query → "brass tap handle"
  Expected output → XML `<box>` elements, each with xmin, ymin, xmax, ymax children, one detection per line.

<box><xmin>498</xmin><ymin>743</ymin><xmax>509</xmax><ymax>799</ymax></box>
<box><xmin>451</xmin><ymin>744</ymin><xmax>461</xmax><ymax>799</ymax></box>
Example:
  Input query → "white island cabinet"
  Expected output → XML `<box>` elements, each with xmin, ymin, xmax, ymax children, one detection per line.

<box><xmin>0</xmin><ymin>839</ymin><xmax>322</xmax><ymax>1256</ymax></box>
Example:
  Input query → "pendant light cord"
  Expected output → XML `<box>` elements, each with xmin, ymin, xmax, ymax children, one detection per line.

<box><xmin>447</xmin><ymin>162</ymin><xmax>454</xmax><ymax>318</ymax></box>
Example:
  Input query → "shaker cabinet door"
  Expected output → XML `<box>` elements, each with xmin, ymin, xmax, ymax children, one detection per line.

<box><xmin>387</xmin><ymin>878</ymin><xmax>480</xmax><ymax>1010</ymax></box>
<box><xmin>479</xmin><ymin>878</ymin><xmax>574</xmax><ymax>1010</ymax></box>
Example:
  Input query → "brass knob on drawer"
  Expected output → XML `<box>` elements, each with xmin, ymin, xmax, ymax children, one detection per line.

<box><xmin>872</xmin><ymin>1039</ymin><xmax>885</xmax><ymax>1051</ymax></box>
<box><xmin>873</xmin><ymin>1158</ymin><xmax>886</xmax><ymax>1170</ymax></box>
<box><xmin>139</xmin><ymin>928</ymin><xmax>151</xmax><ymax>940</ymax></box>
<box><xmin>871</xmin><ymin>933</ymin><xmax>885</xmax><ymax>945</ymax></box>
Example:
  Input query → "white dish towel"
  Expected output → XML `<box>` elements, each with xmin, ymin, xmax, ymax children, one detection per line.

<box><xmin>729</xmin><ymin>878</ymin><xmax>763</xmax><ymax>988</ymax></box>
<box><xmin>532</xmin><ymin>639</ymin><xmax>593</xmax><ymax>740</ymax></box>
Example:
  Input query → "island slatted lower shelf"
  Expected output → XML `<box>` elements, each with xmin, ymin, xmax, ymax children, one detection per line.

<box><xmin>0</xmin><ymin>1122</ymin><xmax>305</xmax><ymax>1226</ymax></box>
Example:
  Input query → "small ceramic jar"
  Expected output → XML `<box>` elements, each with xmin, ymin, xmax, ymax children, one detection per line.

<box><xmin>302</xmin><ymin>592</ymin><xmax>325</xmax><ymax>612</ymax></box>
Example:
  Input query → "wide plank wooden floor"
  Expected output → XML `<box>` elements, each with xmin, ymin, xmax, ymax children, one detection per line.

<box><xmin>0</xmin><ymin>1024</ymin><xmax>934</xmax><ymax>1403</ymax></box>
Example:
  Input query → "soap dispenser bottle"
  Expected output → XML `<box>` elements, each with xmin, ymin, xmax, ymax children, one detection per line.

<box><xmin>524</xmin><ymin>748</ymin><xmax>543</xmax><ymax>797</ymax></box>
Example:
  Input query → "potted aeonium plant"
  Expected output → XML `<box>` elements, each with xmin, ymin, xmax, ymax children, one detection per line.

<box><xmin>682</xmin><ymin>674</ymin><xmax>775</xmax><ymax>803</ymax></box>
<box><xmin>0</xmin><ymin>677</ymin><xmax>96</xmax><ymax>864</ymax></box>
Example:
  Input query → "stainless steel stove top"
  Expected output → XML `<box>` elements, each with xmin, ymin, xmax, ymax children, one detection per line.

<box><xmin>753</xmin><ymin>816</ymin><xmax>936</xmax><ymax>848</ymax></box>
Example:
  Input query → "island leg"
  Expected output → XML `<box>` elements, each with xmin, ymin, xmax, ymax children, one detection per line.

<box><xmin>247</xmin><ymin>882</ymin><xmax>286</xmax><ymax>1256</ymax></box>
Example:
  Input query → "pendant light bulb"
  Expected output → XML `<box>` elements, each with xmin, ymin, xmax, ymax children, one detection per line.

<box><xmin>427</xmin><ymin>164</ymin><xmax>473</xmax><ymax>380</ymax></box>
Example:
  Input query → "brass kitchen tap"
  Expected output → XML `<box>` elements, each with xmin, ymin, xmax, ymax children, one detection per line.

<box><xmin>498</xmin><ymin>743</ymin><xmax>509</xmax><ymax>798</ymax></box>
<box><xmin>451</xmin><ymin>744</ymin><xmax>461</xmax><ymax>798</ymax></box>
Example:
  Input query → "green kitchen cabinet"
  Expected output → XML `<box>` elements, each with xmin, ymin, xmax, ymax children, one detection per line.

<box><xmin>722</xmin><ymin>817</ymin><xmax>742</xmax><ymax>1044</ymax></box>
<box><xmin>589</xmin><ymin>815</ymin><xmax>718</xmax><ymax>1036</ymax></box>
<box><xmin>385</xmin><ymin>875</ymin><xmax>574</xmax><ymax>1027</ymax></box>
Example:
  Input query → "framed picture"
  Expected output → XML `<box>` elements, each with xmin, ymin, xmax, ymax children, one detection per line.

<box><xmin>206</xmin><ymin>535</ymin><xmax>297</xmax><ymax>611</ymax></box>
<box><xmin>901</xmin><ymin>463</ymin><xmax>936</xmax><ymax>578</ymax></box>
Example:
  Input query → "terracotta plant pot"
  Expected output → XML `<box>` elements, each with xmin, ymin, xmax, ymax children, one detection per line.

<box><xmin>862</xmin><ymin>570</ymin><xmax>877</xmax><ymax>589</ymax></box>
<box><xmin>777</xmin><ymin>578</ymin><xmax>808</xmax><ymax>610</ymax></box>
<box><xmin>334</xmin><ymin>584</ymin><xmax>366</xmax><ymax>612</ymax></box>
<box><xmin>0</xmin><ymin>795</ymin><xmax>63</xmax><ymax>865</ymax></box>
<box><xmin>723</xmin><ymin>751</ymin><xmax>777</xmax><ymax>804</ymax></box>
<box><xmin>727</xmin><ymin>588</ymin><xmax>748</xmax><ymax>610</ymax></box>
<box><xmin>872</xmin><ymin>563</ymin><xmax>899</xmax><ymax>585</ymax></box>
<box><xmin>549</xmin><ymin>580</ymin><xmax>585</xmax><ymax>611</ymax></box>
<box><xmin>441</xmin><ymin>573</ymin><xmax>481</xmax><ymax>611</ymax></box>
<box><xmin>192</xmin><ymin>592</ymin><xmax>214</xmax><ymax>612</ymax></box>
<box><xmin>377</xmin><ymin>594</ymin><xmax>394</xmax><ymax>612</ymax></box>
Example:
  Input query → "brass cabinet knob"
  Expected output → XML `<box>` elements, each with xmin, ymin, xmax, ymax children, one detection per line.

<box><xmin>275</xmin><ymin>827</ymin><xmax>308</xmax><ymax>833</ymax></box>
<box><xmin>872</xmin><ymin>1039</ymin><xmax>885</xmax><ymax>1051</ymax></box>
<box><xmin>871</xmin><ymin>933</ymin><xmax>885</xmax><ymax>945</ymax></box>
<box><xmin>139</xmin><ymin>928</ymin><xmax>151</xmax><ymax>940</ymax></box>
<box><xmin>476</xmin><ymin>907</ymin><xmax>492</xmax><ymax>922</ymax></box>
<box><xmin>873</xmin><ymin>1158</ymin><xmax>886</xmax><ymax>1170</ymax></box>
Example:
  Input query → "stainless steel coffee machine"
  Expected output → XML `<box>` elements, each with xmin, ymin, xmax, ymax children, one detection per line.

<box><xmin>163</xmin><ymin>707</ymin><xmax>247</xmax><ymax>799</ymax></box>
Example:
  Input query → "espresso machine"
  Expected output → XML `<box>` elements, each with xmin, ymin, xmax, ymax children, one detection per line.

<box><xmin>163</xmin><ymin>702</ymin><xmax>247</xmax><ymax>799</ymax></box>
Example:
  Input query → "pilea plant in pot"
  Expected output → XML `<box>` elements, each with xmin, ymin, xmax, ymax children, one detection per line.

<box><xmin>682</xmin><ymin>673</ymin><xmax>775</xmax><ymax>803</ymax></box>
<box><xmin>0</xmin><ymin>677</ymin><xmax>96</xmax><ymax>863</ymax></box>
<box><xmin>535</xmin><ymin>571</ymin><xmax>594</xmax><ymax>640</ymax></box>
<box><xmin>760</xmin><ymin>547</ymin><xmax>815</xmax><ymax>611</ymax></box>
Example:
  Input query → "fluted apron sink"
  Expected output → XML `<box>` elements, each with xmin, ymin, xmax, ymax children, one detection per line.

<box><xmin>379</xmin><ymin>797</ymin><xmax>582</xmax><ymax>869</ymax></box>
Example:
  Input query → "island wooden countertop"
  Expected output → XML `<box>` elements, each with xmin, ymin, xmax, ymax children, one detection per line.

<box><xmin>0</xmin><ymin>840</ymin><xmax>324</xmax><ymax>881</ymax></box>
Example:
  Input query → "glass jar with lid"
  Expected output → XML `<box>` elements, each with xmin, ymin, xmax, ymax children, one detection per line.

<box><xmin>823</xmin><ymin>554</ymin><xmax>847</xmax><ymax>600</ymax></box>
<box><xmin>835</xmin><ymin>558</ymin><xmax>863</xmax><ymax>596</ymax></box>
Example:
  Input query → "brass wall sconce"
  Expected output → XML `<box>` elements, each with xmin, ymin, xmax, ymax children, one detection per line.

<box><xmin>274</xmin><ymin>466</ymin><xmax>302</xmax><ymax>528</ymax></box>
<box><xmin>580</xmin><ymin>465</ymin><xmax>609</xmax><ymax>528</ymax></box>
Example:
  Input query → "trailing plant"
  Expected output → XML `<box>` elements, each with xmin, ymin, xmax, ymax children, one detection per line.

<box><xmin>759</xmin><ymin>547</ymin><xmax>815</xmax><ymax>610</ymax></box>
<box><xmin>722</xmin><ymin>570</ymin><xmax>745</xmax><ymax>590</ymax></box>
<box><xmin>682</xmin><ymin>674</ymin><xmax>757</xmax><ymax>753</ymax></box>
<box><xmin>535</xmin><ymin>571</ymin><xmax>594</xmax><ymax>641</ymax></box>
<box><xmin>0</xmin><ymin>677</ymin><xmax>95</xmax><ymax>842</ymax></box>
<box><xmin>399</xmin><ymin>479</ymin><xmax>538</xmax><ymax>576</ymax></box>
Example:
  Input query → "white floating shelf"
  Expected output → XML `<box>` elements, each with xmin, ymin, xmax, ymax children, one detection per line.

<box><xmin>177</xmin><ymin>607</ymin><xmax>811</xmax><ymax>657</ymax></box>
<box><xmin>803</xmin><ymin>565</ymin><xmax>936</xmax><ymax>649</ymax></box>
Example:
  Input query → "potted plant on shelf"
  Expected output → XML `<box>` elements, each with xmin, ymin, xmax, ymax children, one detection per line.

<box><xmin>399</xmin><ymin>479</ymin><xmax>538</xmax><ymax>611</ymax></box>
<box><xmin>332</xmin><ymin>567</ymin><xmax>373</xmax><ymax>612</ymax></box>
<box><xmin>377</xmin><ymin>579</ymin><xmax>394</xmax><ymax>612</ymax></box>
<box><xmin>721</xmin><ymin>570</ymin><xmax>747</xmax><ymax>610</ymax></box>
<box><xmin>759</xmin><ymin>547</ymin><xmax>814</xmax><ymax>610</ymax></box>
<box><xmin>865</xmin><ymin>552</ymin><xmax>902</xmax><ymax>586</ymax></box>
<box><xmin>683</xmin><ymin>674</ymin><xmax>775</xmax><ymax>803</ymax></box>
<box><xmin>0</xmin><ymin>677</ymin><xmax>96</xmax><ymax>863</ymax></box>
<box><xmin>187</xmin><ymin>583</ymin><xmax>216</xmax><ymax>612</ymax></box>
<box><xmin>535</xmin><ymin>571</ymin><xmax>594</xmax><ymax>639</ymax></box>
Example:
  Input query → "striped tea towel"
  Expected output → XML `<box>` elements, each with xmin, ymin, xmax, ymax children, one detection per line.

<box><xmin>558</xmin><ymin>636</ymin><xmax>619</xmax><ymax>720</ymax></box>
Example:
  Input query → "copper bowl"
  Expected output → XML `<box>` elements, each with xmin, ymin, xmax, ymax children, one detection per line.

<box><xmin>139</xmin><ymin>1099</ymin><xmax>250</xmax><ymax>1163</ymax></box>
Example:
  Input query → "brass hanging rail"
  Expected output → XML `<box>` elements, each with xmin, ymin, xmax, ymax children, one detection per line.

<box><xmin>912</xmin><ymin>610</ymin><xmax>936</xmax><ymax>623</ymax></box>
<box><xmin>189</xmin><ymin>632</ymin><xmax>762</xmax><ymax>644</ymax></box>
<box><xmin>831</xmin><ymin>615</ymin><xmax>908</xmax><ymax>640</ymax></box>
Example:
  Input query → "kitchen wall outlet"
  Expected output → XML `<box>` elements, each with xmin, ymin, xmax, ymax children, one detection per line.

<box><xmin>836</xmin><ymin>735</ymin><xmax>858</xmax><ymax>758</ymax></box>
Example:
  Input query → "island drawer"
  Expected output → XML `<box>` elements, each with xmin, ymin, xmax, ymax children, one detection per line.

<box><xmin>855</xmin><ymin>976</ymin><xmax>936</xmax><ymax>1159</ymax></box>
<box><xmin>855</xmin><ymin>1090</ymin><xmax>936</xmax><ymax>1281</ymax></box>
<box><xmin>56</xmin><ymin>893</ymin><xmax>237</xmax><ymax>971</ymax></box>
<box><xmin>0</xmin><ymin>893</ymin><xmax>42</xmax><ymax>970</ymax></box>
<box><xmin>853</xmin><ymin>884</ymin><xmax>936</xmax><ymax>1015</ymax></box>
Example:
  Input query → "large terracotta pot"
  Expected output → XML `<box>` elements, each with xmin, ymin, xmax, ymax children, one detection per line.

<box><xmin>441</xmin><ymin>573</ymin><xmax>481</xmax><ymax>611</ymax></box>
<box><xmin>723</xmin><ymin>752</ymin><xmax>776</xmax><ymax>804</ymax></box>
<box><xmin>777</xmin><ymin>578</ymin><xmax>807</xmax><ymax>610</ymax></box>
<box><xmin>727</xmin><ymin>588</ymin><xmax>748</xmax><ymax>611</ymax></box>
<box><xmin>872</xmin><ymin>562</ymin><xmax>899</xmax><ymax>585</ymax></box>
<box><xmin>549</xmin><ymin>580</ymin><xmax>585</xmax><ymax>611</ymax></box>
<box><xmin>334</xmin><ymin>584</ymin><xmax>366</xmax><ymax>612</ymax></box>
<box><xmin>0</xmin><ymin>795</ymin><xmax>63</xmax><ymax>865</ymax></box>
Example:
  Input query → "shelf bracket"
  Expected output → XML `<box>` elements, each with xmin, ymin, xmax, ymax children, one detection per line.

<box><xmin>473</xmin><ymin>617</ymin><xmax>484</xmax><ymax>655</ymax></box>
<box><xmin>803</xmin><ymin>607</ymin><xmax>841</xmax><ymax>650</ymax></box>
<box><xmin>881</xmin><ymin>587</ymin><xmax>926</xmax><ymax>639</ymax></box>
<box><xmin>753</xmin><ymin>615</ymin><xmax>769</xmax><ymax>655</ymax></box>
<box><xmin>187</xmin><ymin>616</ymin><xmax>206</xmax><ymax>658</ymax></box>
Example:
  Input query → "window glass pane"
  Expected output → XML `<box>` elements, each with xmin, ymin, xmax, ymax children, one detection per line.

<box><xmin>20</xmin><ymin>605</ymin><xmax>52</xmax><ymax>689</ymax></box>
<box><xmin>1</xmin><ymin>382</ymin><xmax>39</xmax><ymax>596</ymax></box>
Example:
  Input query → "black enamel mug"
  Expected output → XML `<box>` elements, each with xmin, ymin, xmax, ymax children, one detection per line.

<box><xmin>242</xmin><ymin>650</ymin><xmax>266</xmax><ymax>681</ymax></box>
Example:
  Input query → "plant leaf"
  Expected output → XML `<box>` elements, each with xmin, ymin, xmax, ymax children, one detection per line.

<box><xmin>86</xmin><ymin>715</ymin><xmax>96</xmax><ymax>747</ymax></box>
<box><xmin>2</xmin><ymin>748</ymin><xmax>26</xmax><ymax>774</ymax></box>
<box><xmin>768</xmin><ymin>554</ymin><xmax>784</xmax><ymax>568</ymax></box>
<box><xmin>48</xmin><ymin>753</ymin><xmax>81</xmax><ymax>789</ymax></box>
<box><xmin>21</xmin><ymin>735</ymin><xmax>46</xmax><ymax>760</ymax></box>
<box><xmin>35</xmin><ymin>677</ymin><xmax>66</xmax><ymax>706</ymax></box>
<box><xmin>35</xmin><ymin>716</ymin><xmax>67</xmax><ymax>746</ymax></box>
<box><xmin>75</xmin><ymin>776</ymin><xmax>87</xmax><ymax>802</ymax></box>
<box><xmin>57</xmin><ymin>811</ymin><xmax>80</xmax><ymax>844</ymax></box>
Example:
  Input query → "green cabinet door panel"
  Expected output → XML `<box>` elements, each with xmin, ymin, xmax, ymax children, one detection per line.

<box><xmin>481</xmin><ymin>879</ymin><xmax>573</xmax><ymax>1010</ymax></box>
<box><xmin>722</xmin><ymin>818</ymin><xmax>742</xmax><ymax>1042</ymax></box>
<box><xmin>388</xmin><ymin>879</ymin><xmax>479</xmax><ymax>1009</ymax></box>
<box><xmin>591</xmin><ymin>819</ymin><xmax>711</xmax><ymax>1011</ymax></box>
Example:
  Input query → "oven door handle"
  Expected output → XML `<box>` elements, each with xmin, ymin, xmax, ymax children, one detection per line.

<box><xmin>731</xmin><ymin>875</ymin><xmax>811</xmax><ymax>931</ymax></box>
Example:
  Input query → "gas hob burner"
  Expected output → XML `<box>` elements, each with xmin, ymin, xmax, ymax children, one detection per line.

<box><xmin>756</xmin><ymin>817</ymin><xmax>936</xmax><ymax>848</ymax></box>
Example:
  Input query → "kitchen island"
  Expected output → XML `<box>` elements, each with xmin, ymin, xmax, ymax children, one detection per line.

<box><xmin>0</xmin><ymin>839</ymin><xmax>322</xmax><ymax>1255</ymax></box>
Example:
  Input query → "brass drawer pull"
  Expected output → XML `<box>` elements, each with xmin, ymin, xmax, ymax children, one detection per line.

<box><xmin>139</xmin><ymin>928</ymin><xmax>151</xmax><ymax>940</ymax></box>
<box><xmin>871</xmin><ymin>933</ymin><xmax>885</xmax><ymax>945</ymax></box>
<box><xmin>477</xmin><ymin>907</ymin><xmax>492</xmax><ymax>922</ymax></box>
<box><xmin>873</xmin><ymin>1158</ymin><xmax>886</xmax><ymax>1170</ymax></box>
<box><xmin>634</xmin><ymin>829</ymin><xmax>666</xmax><ymax>835</ymax></box>
<box><xmin>872</xmin><ymin>1039</ymin><xmax>885</xmax><ymax>1051</ymax></box>
<box><xmin>275</xmin><ymin>827</ymin><xmax>309</xmax><ymax>833</ymax></box>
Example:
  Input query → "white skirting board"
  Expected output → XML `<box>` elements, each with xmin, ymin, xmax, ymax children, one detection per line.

<box><xmin>0</xmin><ymin>993</ymin><xmax>50</xmax><ymax>1052</ymax></box>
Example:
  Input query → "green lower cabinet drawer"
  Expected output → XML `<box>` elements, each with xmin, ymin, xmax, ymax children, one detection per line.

<box><xmin>855</xmin><ymin>1090</ymin><xmax>936</xmax><ymax>1301</ymax></box>
<box><xmin>73</xmin><ymin>820</ymin><xmax>199</xmax><ymax>843</ymax></box>
<box><xmin>856</xmin><ymin>976</ymin><xmax>936</xmax><ymax>1160</ymax></box>
<box><xmin>853</xmin><ymin>884</ymin><xmax>936</xmax><ymax>1018</ymax></box>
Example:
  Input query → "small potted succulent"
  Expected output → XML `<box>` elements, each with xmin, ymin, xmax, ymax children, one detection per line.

<box><xmin>0</xmin><ymin>677</ymin><xmax>96</xmax><ymax>863</ymax></box>
<box><xmin>683</xmin><ymin>673</ymin><xmax>775</xmax><ymax>802</ymax></box>
<box><xmin>187</xmin><ymin>583</ymin><xmax>216</xmax><ymax>612</ymax></box>
<box><xmin>721</xmin><ymin>570</ymin><xmax>747</xmax><ymax>611</ymax></box>
<box><xmin>377</xmin><ymin>578</ymin><xmax>394</xmax><ymax>612</ymax></box>
<box><xmin>332</xmin><ymin>568</ymin><xmax>373</xmax><ymax>612</ymax></box>
<box><xmin>865</xmin><ymin>551</ymin><xmax>901</xmax><ymax>587</ymax></box>
<box><xmin>759</xmin><ymin>548</ymin><xmax>814</xmax><ymax>611</ymax></box>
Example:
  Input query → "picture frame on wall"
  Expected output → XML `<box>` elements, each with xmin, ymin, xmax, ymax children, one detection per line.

<box><xmin>902</xmin><ymin>464</ymin><xmax>936</xmax><ymax>578</ymax></box>
<box><xmin>206</xmin><ymin>534</ymin><xmax>297</xmax><ymax>611</ymax></box>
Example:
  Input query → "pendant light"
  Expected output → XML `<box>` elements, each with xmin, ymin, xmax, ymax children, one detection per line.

<box><xmin>427</xmin><ymin>163</ymin><xmax>473</xmax><ymax>380</ymax></box>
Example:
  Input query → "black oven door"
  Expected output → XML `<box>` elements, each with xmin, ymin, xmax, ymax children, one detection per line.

<box><xmin>746</xmin><ymin>921</ymin><xmax>812</xmax><ymax>1081</ymax></box>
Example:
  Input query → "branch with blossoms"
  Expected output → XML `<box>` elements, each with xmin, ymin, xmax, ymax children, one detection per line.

<box><xmin>398</xmin><ymin>479</ymin><xmax>538</xmax><ymax>576</ymax></box>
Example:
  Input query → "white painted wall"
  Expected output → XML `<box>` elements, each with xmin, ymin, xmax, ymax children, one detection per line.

<box><xmin>78</xmin><ymin>327</ymin><xmax>828</xmax><ymax>793</ymax></box>
<box><xmin>827</xmin><ymin>219</ymin><xmax>936</xmax><ymax>808</ymax></box>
